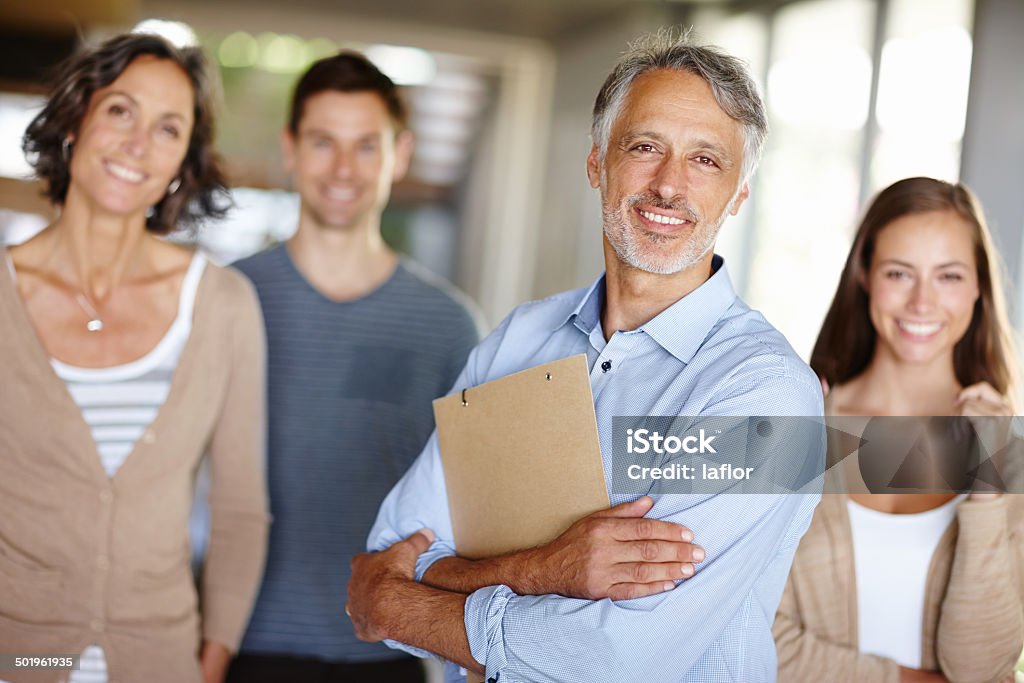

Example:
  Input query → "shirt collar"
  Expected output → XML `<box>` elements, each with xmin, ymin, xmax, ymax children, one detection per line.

<box><xmin>557</xmin><ymin>255</ymin><xmax>738</xmax><ymax>364</ymax></box>
<box><xmin>556</xmin><ymin>275</ymin><xmax>605</xmax><ymax>334</ymax></box>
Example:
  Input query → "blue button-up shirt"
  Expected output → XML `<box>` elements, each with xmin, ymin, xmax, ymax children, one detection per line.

<box><xmin>368</xmin><ymin>256</ymin><xmax>824</xmax><ymax>682</ymax></box>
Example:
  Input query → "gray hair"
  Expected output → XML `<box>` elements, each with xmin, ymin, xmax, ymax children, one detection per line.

<box><xmin>592</xmin><ymin>28</ymin><xmax>768</xmax><ymax>183</ymax></box>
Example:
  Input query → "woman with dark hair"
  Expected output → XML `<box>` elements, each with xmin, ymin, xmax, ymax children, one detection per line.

<box><xmin>0</xmin><ymin>33</ymin><xmax>268</xmax><ymax>683</ymax></box>
<box><xmin>774</xmin><ymin>177</ymin><xmax>1023</xmax><ymax>682</ymax></box>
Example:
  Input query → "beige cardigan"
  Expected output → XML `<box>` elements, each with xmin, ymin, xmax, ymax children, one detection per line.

<box><xmin>773</xmin><ymin>491</ymin><xmax>1024</xmax><ymax>683</ymax></box>
<box><xmin>0</xmin><ymin>259</ymin><xmax>270</xmax><ymax>683</ymax></box>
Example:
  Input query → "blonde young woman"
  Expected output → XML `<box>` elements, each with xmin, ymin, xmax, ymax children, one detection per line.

<box><xmin>0</xmin><ymin>35</ymin><xmax>268</xmax><ymax>683</ymax></box>
<box><xmin>773</xmin><ymin>177</ymin><xmax>1023</xmax><ymax>683</ymax></box>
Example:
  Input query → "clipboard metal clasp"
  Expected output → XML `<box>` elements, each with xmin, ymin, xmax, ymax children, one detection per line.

<box><xmin>462</xmin><ymin>371</ymin><xmax>553</xmax><ymax>407</ymax></box>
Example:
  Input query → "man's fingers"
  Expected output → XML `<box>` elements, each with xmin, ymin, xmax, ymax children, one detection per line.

<box><xmin>594</xmin><ymin>495</ymin><xmax>655</xmax><ymax>519</ymax></box>
<box><xmin>609</xmin><ymin>516</ymin><xmax>694</xmax><ymax>543</ymax></box>
<box><xmin>612</xmin><ymin>561</ymin><xmax>696</xmax><ymax>584</ymax></box>
<box><xmin>402</xmin><ymin>528</ymin><xmax>436</xmax><ymax>555</ymax></box>
<box><xmin>607</xmin><ymin>580</ymin><xmax>678</xmax><ymax>602</ymax></box>
<box><xmin>621</xmin><ymin>539</ymin><xmax>705</xmax><ymax>563</ymax></box>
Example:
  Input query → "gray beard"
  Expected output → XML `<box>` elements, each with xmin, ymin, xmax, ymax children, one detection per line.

<box><xmin>601</xmin><ymin>192</ymin><xmax>732</xmax><ymax>275</ymax></box>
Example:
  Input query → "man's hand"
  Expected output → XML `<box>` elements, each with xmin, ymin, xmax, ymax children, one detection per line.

<box><xmin>347</xmin><ymin>528</ymin><xmax>435</xmax><ymax>642</ymax></box>
<box><xmin>346</xmin><ymin>530</ymin><xmax>482</xmax><ymax>673</ymax></box>
<box><xmin>199</xmin><ymin>640</ymin><xmax>231</xmax><ymax>683</ymax></box>
<box><xmin>519</xmin><ymin>495</ymin><xmax>704</xmax><ymax>601</ymax></box>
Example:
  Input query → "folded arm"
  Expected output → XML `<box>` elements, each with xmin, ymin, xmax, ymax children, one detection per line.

<box><xmin>362</xmin><ymin>490</ymin><xmax>817</xmax><ymax>681</ymax></box>
<box><xmin>362</xmin><ymin>366</ymin><xmax>823</xmax><ymax>680</ymax></box>
<box><xmin>422</xmin><ymin>495</ymin><xmax>702</xmax><ymax>601</ymax></box>
<box><xmin>349</xmin><ymin>529</ymin><xmax>482</xmax><ymax>674</ymax></box>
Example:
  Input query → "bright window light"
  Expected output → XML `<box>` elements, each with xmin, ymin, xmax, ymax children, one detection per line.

<box><xmin>257</xmin><ymin>33</ymin><xmax>309</xmax><ymax>74</ymax></box>
<box><xmin>307</xmin><ymin>38</ymin><xmax>338</xmax><ymax>61</ymax></box>
<box><xmin>876</xmin><ymin>27</ymin><xmax>972</xmax><ymax>140</ymax></box>
<box><xmin>218</xmin><ymin>32</ymin><xmax>259</xmax><ymax>68</ymax></box>
<box><xmin>0</xmin><ymin>94</ymin><xmax>44</xmax><ymax>180</ymax></box>
<box><xmin>767</xmin><ymin>47</ymin><xmax>873</xmax><ymax>130</ymax></box>
<box><xmin>132</xmin><ymin>19</ymin><xmax>198</xmax><ymax>48</ymax></box>
<box><xmin>364</xmin><ymin>45</ymin><xmax>436</xmax><ymax>86</ymax></box>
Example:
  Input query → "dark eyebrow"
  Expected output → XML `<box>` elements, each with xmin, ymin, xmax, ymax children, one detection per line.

<box><xmin>95</xmin><ymin>90</ymin><xmax>187</xmax><ymax>123</ymax></box>
<box><xmin>300</xmin><ymin>127</ymin><xmax>334</xmax><ymax>140</ymax></box>
<box><xmin>691</xmin><ymin>138</ymin><xmax>735</xmax><ymax>168</ymax></box>
<box><xmin>877</xmin><ymin>259</ymin><xmax>972</xmax><ymax>269</ymax></box>
<box><xmin>95</xmin><ymin>90</ymin><xmax>136</xmax><ymax>108</ymax></box>
<box><xmin>618</xmin><ymin>130</ymin><xmax>735</xmax><ymax>167</ymax></box>
<box><xmin>618</xmin><ymin>130</ymin><xmax>669</xmax><ymax>148</ymax></box>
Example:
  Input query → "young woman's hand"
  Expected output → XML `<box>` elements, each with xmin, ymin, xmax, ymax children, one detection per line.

<box><xmin>957</xmin><ymin>381</ymin><xmax>1014</xmax><ymax>500</ymax></box>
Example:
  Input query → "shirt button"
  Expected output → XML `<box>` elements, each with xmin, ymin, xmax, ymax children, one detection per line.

<box><xmin>90</xmin><ymin>619</ymin><xmax>104</xmax><ymax>632</ymax></box>
<box><xmin>96</xmin><ymin>555</ymin><xmax>109</xmax><ymax>570</ymax></box>
<box><xmin>142</xmin><ymin>429</ymin><xmax>156</xmax><ymax>444</ymax></box>
<box><xmin>98</xmin><ymin>490</ymin><xmax>112</xmax><ymax>504</ymax></box>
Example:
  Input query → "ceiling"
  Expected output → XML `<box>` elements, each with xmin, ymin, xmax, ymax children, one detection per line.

<box><xmin>2</xmin><ymin>0</ymin><xmax>734</xmax><ymax>39</ymax></box>
<box><xmin>0</xmin><ymin>0</ymin><xmax>137</xmax><ymax>34</ymax></box>
<box><xmin>287</xmin><ymin>0</ymin><xmax>729</xmax><ymax>38</ymax></box>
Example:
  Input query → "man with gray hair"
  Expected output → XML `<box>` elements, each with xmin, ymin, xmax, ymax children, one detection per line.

<box><xmin>347</xmin><ymin>30</ymin><xmax>822</xmax><ymax>681</ymax></box>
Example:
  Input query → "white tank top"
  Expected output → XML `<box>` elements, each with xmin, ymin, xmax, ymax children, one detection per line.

<box><xmin>50</xmin><ymin>253</ymin><xmax>205</xmax><ymax>477</ymax></box>
<box><xmin>848</xmin><ymin>494</ymin><xmax>964</xmax><ymax>668</ymax></box>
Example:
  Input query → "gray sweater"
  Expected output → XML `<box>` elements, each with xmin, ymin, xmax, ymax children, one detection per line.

<box><xmin>234</xmin><ymin>244</ymin><xmax>481</xmax><ymax>662</ymax></box>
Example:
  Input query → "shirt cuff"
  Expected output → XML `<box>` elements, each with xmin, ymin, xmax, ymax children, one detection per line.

<box><xmin>414</xmin><ymin>540</ymin><xmax>456</xmax><ymax>582</ymax></box>
<box><xmin>382</xmin><ymin>638</ymin><xmax>435</xmax><ymax>660</ymax></box>
<box><xmin>464</xmin><ymin>584</ymin><xmax>515</xmax><ymax>679</ymax></box>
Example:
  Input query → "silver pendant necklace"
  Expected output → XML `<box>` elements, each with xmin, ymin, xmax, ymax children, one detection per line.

<box><xmin>74</xmin><ymin>293</ymin><xmax>104</xmax><ymax>332</ymax></box>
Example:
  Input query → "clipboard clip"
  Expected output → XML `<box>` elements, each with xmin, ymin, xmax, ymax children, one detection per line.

<box><xmin>463</xmin><ymin>371</ymin><xmax>552</xmax><ymax>406</ymax></box>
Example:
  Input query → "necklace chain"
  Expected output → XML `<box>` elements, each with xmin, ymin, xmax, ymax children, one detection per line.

<box><xmin>74</xmin><ymin>293</ymin><xmax>104</xmax><ymax>332</ymax></box>
<box><xmin>37</xmin><ymin>229</ymin><xmax>108</xmax><ymax>332</ymax></box>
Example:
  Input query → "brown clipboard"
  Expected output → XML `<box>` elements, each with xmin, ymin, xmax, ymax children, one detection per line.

<box><xmin>433</xmin><ymin>354</ymin><xmax>610</xmax><ymax>682</ymax></box>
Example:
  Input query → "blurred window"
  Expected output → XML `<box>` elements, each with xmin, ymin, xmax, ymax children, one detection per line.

<box><xmin>694</xmin><ymin>0</ymin><xmax>975</xmax><ymax>359</ymax></box>
<box><xmin>871</xmin><ymin>0</ymin><xmax>974</xmax><ymax>190</ymax></box>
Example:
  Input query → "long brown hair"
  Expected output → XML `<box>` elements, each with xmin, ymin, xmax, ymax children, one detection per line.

<box><xmin>811</xmin><ymin>177</ymin><xmax>1019</xmax><ymax>400</ymax></box>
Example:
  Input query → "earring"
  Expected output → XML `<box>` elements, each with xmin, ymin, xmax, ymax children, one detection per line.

<box><xmin>61</xmin><ymin>137</ymin><xmax>73</xmax><ymax>163</ymax></box>
<box><xmin>167</xmin><ymin>178</ymin><xmax>181</xmax><ymax>195</ymax></box>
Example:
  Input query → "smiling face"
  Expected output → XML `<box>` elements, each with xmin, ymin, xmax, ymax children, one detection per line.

<box><xmin>283</xmin><ymin>90</ymin><xmax>412</xmax><ymax>232</ymax></box>
<box><xmin>587</xmin><ymin>68</ymin><xmax>749</xmax><ymax>275</ymax></box>
<box><xmin>68</xmin><ymin>55</ymin><xmax>194</xmax><ymax>218</ymax></box>
<box><xmin>866</xmin><ymin>209</ymin><xmax>980</xmax><ymax>368</ymax></box>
